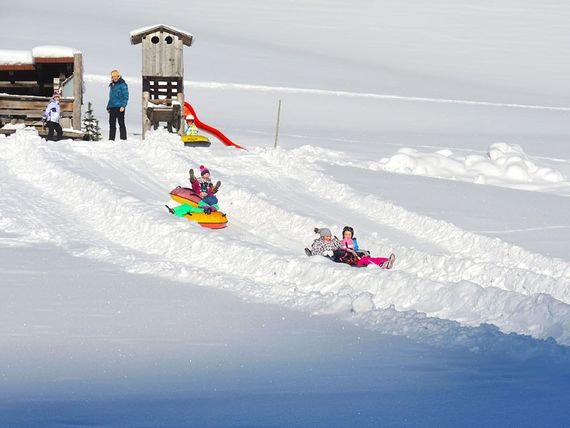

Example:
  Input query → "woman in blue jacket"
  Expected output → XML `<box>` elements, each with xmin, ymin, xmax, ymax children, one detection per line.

<box><xmin>107</xmin><ymin>69</ymin><xmax>129</xmax><ymax>140</ymax></box>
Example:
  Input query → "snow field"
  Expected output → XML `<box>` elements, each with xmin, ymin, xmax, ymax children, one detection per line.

<box><xmin>1</xmin><ymin>129</ymin><xmax>570</xmax><ymax>347</ymax></box>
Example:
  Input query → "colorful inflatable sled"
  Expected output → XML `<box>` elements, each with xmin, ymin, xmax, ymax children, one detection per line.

<box><xmin>168</xmin><ymin>187</ymin><xmax>228</xmax><ymax>229</ymax></box>
<box><xmin>181</xmin><ymin>134</ymin><xmax>211</xmax><ymax>147</ymax></box>
<box><xmin>169</xmin><ymin>186</ymin><xmax>202</xmax><ymax>206</ymax></box>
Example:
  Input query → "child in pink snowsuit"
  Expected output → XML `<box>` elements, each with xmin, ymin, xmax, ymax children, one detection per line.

<box><xmin>341</xmin><ymin>226</ymin><xmax>395</xmax><ymax>269</ymax></box>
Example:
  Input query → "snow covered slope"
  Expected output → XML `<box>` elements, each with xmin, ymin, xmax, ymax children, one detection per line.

<box><xmin>2</xmin><ymin>126</ymin><xmax>569</xmax><ymax>347</ymax></box>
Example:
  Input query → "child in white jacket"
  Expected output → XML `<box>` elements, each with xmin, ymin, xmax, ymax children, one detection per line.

<box><xmin>42</xmin><ymin>91</ymin><xmax>63</xmax><ymax>141</ymax></box>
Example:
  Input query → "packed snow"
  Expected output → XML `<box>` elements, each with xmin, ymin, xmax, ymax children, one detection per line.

<box><xmin>2</xmin><ymin>127</ymin><xmax>569</xmax><ymax>346</ymax></box>
<box><xmin>0</xmin><ymin>49</ymin><xmax>33</xmax><ymax>65</ymax></box>
<box><xmin>2</xmin><ymin>0</ymin><xmax>570</xmax><ymax>426</ymax></box>
<box><xmin>31</xmin><ymin>45</ymin><xmax>80</xmax><ymax>58</ymax></box>
<box><xmin>372</xmin><ymin>143</ymin><xmax>569</xmax><ymax>191</ymax></box>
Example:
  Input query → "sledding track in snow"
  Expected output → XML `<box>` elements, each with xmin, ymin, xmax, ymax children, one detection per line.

<box><xmin>1</xmin><ymin>129</ymin><xmax>570</xmax><ymax>351</ymax></box>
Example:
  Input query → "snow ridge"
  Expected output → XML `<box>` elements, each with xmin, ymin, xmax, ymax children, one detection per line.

<box><xmin>84</xmin><ymin>74</ymin><xmax>570</xmax><ymax>112</ymax></box>
<box><xmin>1</xmin><ymin>129</ymin><xmax>570</xmax><ymax>348</ymax></box>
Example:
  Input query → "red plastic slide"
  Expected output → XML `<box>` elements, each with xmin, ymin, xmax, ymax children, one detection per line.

<box><xmin>183</xmin><ymin>101</ymin><xmax>245</xmax><ymax>150</ymax></box>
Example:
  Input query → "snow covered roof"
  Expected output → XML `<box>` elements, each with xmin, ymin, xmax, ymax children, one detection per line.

<box><xmin>0</xmin><ymin>49</ymin><xmax>33</xmax><ymax>65</ymax></box>
<box><xmin>0</xmin><ymin>47</ymin><xmax>80</xmax><ymax>68</ymax></box>
<box><xmin>32</xmin><ymin>45</ymin><xmax>81</xmax><ymax>59</ymax></box>
<box><xmin>130</xmin><ymin>24</ymin><xmax>193</xmax><ymax>46</ymax></box>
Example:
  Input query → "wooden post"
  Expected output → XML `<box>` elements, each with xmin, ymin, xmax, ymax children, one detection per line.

<box><xmin>142</xmin><ymin>91</ymin><xmax>150</xmax><ymax>139</ymax></box>
<box><xmin>177</xmin><ymin>91</ymin><xmax>184</xmax><ymax>135</ymax></box>
<box><xmin>72</xmin><ymin>52</ymin><xmax>83</xmax><ymax>131</ymax></box>
<box><xmin>274</xmin><ymin>99</ymin><xmax>282</xmax><ymax>148</ymax></box>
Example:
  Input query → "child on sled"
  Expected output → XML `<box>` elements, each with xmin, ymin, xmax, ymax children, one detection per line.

<box><xmin>189</xmin><ymin>165</ymin><xmax>221</xmax><ymax>213</ymax></box>
<box><xmin>165</xmin><ymin>165</ymin><xmax>222</xmax><ymax>216</ymax></box>
<box><xmin>184</xmin><ymin>114</ymin><xmax>199</xmax><ymax>136</ymax></box>
<box><xmin>306</xmin><ymin>228</ymin><xmax>341</xmax><ymax>257</ymax></box>
<box><xmin>339</xmin><ymin>226</ymin><xmax>395</xmax><ymax>269</ymax></box>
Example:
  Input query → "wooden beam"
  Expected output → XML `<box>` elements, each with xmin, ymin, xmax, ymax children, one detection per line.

<box><xmin>72</xmin><ymin>52</ymin><xmax>83</xmax><ymax>130</ymax></box>
<box><xmin>0</xmin><ymin>65</ymin><xmax>35</xmax><ymax>71</ymax></box>
<box><xmin>0</xmin><ymin>94</ymin><xmax>59</xmax><ymax>101</ymax></box>
<box><xmin>0</xmin><ymin>81</ymin><xmax>39</xmax><ymax>88</ymax></box>
<box><xmin>0</xmin><ymin>109</ymin><xmax>74</xmax><ymax>118</ymax></box>
<box><xmin>0</xmin><ymin>100</ymin><xmax>74</xmax><ymax>111</ymax></box>
<box><xmin>34</xmin><ymin>57</ymin><xmax>74</xmax><ymax>64</ymax></box>
<box><xmin>142</xmin><ymin>91</ymin><xmax>150</xmax><ymax>139</ymax></box>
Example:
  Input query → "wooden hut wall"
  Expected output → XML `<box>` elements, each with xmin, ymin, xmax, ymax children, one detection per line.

<box><xmin>142</xmin><ymin>31</ymin><xmax>184</xmax><ymax>77</ymax></box>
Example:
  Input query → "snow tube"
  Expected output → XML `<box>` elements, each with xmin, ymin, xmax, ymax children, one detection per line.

<box><xmin>182</xmin><ymin>134</ymin><xmax>211</xmax><ymax>147</ymax></box>
<box><xmin>169</xmin><ymin>186</ymin><xmax>201</xmax><ymax>207</ymax></box>
<box><xmin>184</xmin><ymin>211</ymin><xmax>228</xmax><ymax>229</ymax></box>
<box><xmin>169</xmin><ymin>187</ymin><xmax>228</xmax><ymax>229</ymax></box>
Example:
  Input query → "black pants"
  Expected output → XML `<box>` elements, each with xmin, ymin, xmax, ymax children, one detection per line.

<box><xmin>46</xmin><ymin>122</ymin><xmax>63</xmax><ymax>141</ymax></box>
<box><xmin>108</xmin><ymin>107</ymin><xmax>127</xmax><ymax>140</ymax></box>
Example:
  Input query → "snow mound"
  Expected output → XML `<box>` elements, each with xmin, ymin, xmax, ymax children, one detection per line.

<box><xmin>373</xmin><ymin>143</ymin><xmax>567</xmax><ymax>191</ymax></box>
<box><xmin>1</xmin><ymin>129</ymin><xmax>570</xmax><ymax>349</ymax></box>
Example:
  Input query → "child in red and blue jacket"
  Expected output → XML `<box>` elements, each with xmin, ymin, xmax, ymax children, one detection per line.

<box><xmin>189</xmin><ymin>165</ymin><xmax>221</xmax><ymax>213</ymax></box>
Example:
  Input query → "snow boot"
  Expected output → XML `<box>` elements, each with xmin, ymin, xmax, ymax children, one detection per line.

<box><xmin>212</xmin><ymin>181</ymin><xmax>221</xmax><ymax>193</ymax></box>
<box><xmin>304</xmin><ymin>248</ymin><xmax>313</xmax><ymax>257</ymax></box>
<box><xmin>382</xmin><ymin>253</ymin><xmax>396</xmax><ymax>270</ymax></box>
<box><xmin>204</xmin><ymin>207</ymin><xmax>213</xmax><ymax>215</ymax></box>
<box><xmin>189</xmin><ymin>168</ymin><xmax>196</xmax><ymax>183</ymax></box>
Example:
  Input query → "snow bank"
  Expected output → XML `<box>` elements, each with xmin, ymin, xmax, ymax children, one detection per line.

<box><xmin>1</xmin><ymin>129</ymin><xmax>569</xmax><ymax>348</ymax></box>
<box><xmin>1</xmin><ymin>123</ymin><xmax>26</xmax><ymax>130</ymax></box>
<box><xmin>372</xmin><ymin>143</ymin><xmax>568</xmax><ymax>191</ymax></box>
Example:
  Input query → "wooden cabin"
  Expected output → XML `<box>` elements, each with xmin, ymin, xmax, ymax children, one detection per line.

<box><xmin>0</xmin><ymin>46</ymin><xmax>84</xmax><ymax>139</ymax></box>
<box><xmin>130</xmin><ymin>24</ymin><xmax>193</xmax><ymax>138</ymax></box>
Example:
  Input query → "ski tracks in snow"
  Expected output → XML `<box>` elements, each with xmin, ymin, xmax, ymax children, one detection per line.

<box><xmin>1</xmin><ymin>130</ymin><xmax>570</xmax><ymax>351</ymax></box>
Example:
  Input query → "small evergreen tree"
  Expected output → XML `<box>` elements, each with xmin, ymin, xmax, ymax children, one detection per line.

<box><xmin>82</xmin><ymin>101</ymin><xmax>102</xmax><ymax>141</ymax></box>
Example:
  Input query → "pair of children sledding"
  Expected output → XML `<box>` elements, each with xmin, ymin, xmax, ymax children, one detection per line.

<box><xmin>305</xmin><ymin>226</ymin><xmax>395</xmax><ymax>269</ymax></box>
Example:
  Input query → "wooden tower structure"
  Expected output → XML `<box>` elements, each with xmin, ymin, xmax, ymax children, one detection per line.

<box><xmin>130</xmin><ymin>24</ymin><xmax>193</xmax><ymax>138</ymax></box>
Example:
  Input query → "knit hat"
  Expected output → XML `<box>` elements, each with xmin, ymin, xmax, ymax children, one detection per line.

<box><xmin>199</xmin><ymin>165</ymin><xmax>210</xmax><ymax>176</ymax></box>
<box><xmin>52</xmin><ymin>91</ymin><xmax>61</xmax><ymax>98</ymax></box>
<box><xmin>186</xmin><ymin>114</ymin><xmax>194</xmax><ymax>120</ymax></box>
<box><xmin>314</xmin><ymin>227</ymin><xmax>332</xmax><ymax>237</ymax></box>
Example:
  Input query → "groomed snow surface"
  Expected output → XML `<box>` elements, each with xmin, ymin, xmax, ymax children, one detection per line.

<box><xmin>1</xmin><ymin>121</ymin><xmax>570</xmax><ymax>426</ymax></box>
<box><xmin>2</xmin><ymin>128</ymin><xmax>570</xmax><ymax>346</ymax></box>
